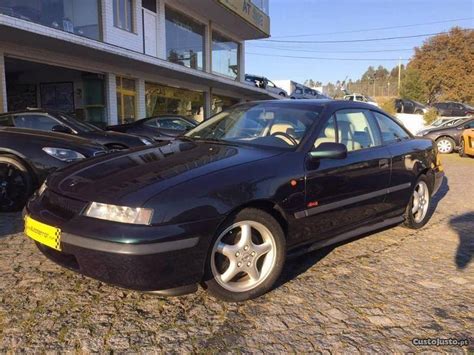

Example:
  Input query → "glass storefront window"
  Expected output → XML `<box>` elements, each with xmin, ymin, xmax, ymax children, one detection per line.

<box><xmin>212</xmin><ymin>31</ymin><xmax>239</xmax><ymax>79</ymax></box>
<box><xmin>0</xmin><ymin>0</ymin><xmax>100</xmax><ymax>40</ymax></box>
<box><xmin>211</xmin><ymin>94</ymin><xmax>239</xmax><ymax>115</ymax></box>
<box><xmin>146</xmin><ymin>83</ymin><xmax>204</xmax><ymax>122</ymax></box>
<box><xmin>116</xmin><ymin>77</ymin><xmax>136</xmax><ymax>124</ymax></box>
<box><xmin>165</xmin><ymin>7</ymin><xmax>204</xmax><ymax>71</ymax></box>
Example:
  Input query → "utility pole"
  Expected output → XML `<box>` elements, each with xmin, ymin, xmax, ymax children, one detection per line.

<box><xmin>398</xmin><ymin>57</ymin><xmax>402</xmax><ymax>97</ymax></box>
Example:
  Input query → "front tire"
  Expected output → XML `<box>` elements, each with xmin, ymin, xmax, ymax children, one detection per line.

<box><xmin>0</xmin><ymin>155</ymin><xmax>34</xmax><ymax>212</ymax></box>
<box><xmin>404</xmin><ymin>176</ymin><xmax>431</xmax><ymax>229</ymax></box>
<box><xmin>436</xmin><ymin>137</ymin><xmax>455</xmax><ymax>154</ymax></box>
<box><xmin>203</xmin><ymin>208</ymin><xmax>286</xmax><ymax>302</ymax></box>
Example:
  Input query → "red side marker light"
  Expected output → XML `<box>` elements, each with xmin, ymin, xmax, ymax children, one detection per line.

<box><xmin>290</xmin><ymin>180</ymin><xmax>297</xmax><ymax>187</ymax></box>
<box><xmin>307</xmin><ymin>201</ymin><xmax>319</xmax><ymax>208</ymax></box>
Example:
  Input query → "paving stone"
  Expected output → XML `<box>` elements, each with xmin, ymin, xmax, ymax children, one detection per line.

<box><xmin>0</xmin><ymin>154</ymin><xmax>473</xmax><ymax>352</ymax></box>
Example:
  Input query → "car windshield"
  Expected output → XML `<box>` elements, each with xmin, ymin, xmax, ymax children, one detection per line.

<box><xmin>57</xmin><ymin>113</ymin><xmax>102</xmax><ymax>132</ymax></box>
<box><xmin>185</xmin><ymin>103</ymin><xmax>323</xmax><ymax>149</ymax></box>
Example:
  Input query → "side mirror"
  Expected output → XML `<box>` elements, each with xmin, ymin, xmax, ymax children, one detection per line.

<box><xmin>52</xmin><ymin>125</ymin><xmax>73</xmax><ymax>134</ymax></box>
<box><xmin>309</xmin><ymin>142</ymin><xmax>348</xmax><ymax>160</ymax></box>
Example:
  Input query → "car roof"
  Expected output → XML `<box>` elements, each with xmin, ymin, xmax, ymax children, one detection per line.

<box><xmin>243</xmin><ymin>99</ymin><xmax>378</xmax><ymax>111</ymax></box>
<box><xmin>0</xmin><ymin>108</ymin><xmax>61</xmax><ymax>116</ymax></box>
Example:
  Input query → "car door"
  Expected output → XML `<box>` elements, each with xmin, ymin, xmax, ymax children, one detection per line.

<box><xmin>299</xmin><ymin>109</ymin><xmax>392</xmax><ymax>242</ymax></box>
<box><xmin>371</xmin><ymin>111</ymin><xmax>416</xmax><ymax>215</ymax></box>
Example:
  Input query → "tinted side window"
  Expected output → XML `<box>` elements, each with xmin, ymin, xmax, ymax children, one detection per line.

<box><xmin>157</xmin><ymin>118</ymin><xmax>193</xmax><ymax>130</ymax></box>
<box><xmin>13</xmin><ymin>114</ymin><xmax>59</xmax><ymax>131</ymax></box>
<box><xmin>0</xmin><ymin>115</ymin><xmax>14</xmax><ymax>127</ymax></box>
<box><xmin>373</xmin><ymin>112</ymin><xmax>410</xmax><ymax>143</ymax></box>
<box><xmin>464</xmin><ymin>120</ymin><xmax>474</xmax><ymax>129</ymax></box>
<box><xmin>335</xmin><ymin>110</ymin><xmax>381</xmax><ymax>151</ymax></box>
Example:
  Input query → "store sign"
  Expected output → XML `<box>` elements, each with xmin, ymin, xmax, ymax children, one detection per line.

<box><xmin>217</xmin><ymin>0</ymin><xmax>270</xmax><ymax>36</ymax></box>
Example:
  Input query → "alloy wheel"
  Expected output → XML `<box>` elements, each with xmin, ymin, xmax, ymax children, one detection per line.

<box><xmin>210</xmin><ymin>221</ymin><xmax>277</xmax><ymax>293</ymax></box>
<box><xmin>411</xmin><ymin>180</ymin><xmax>430</xmax><ymax>224</ymax></box>
<box><xmin>437</xmin><ymin>139</ymin><xmax>453</xmax><ymax>154</ymax></box>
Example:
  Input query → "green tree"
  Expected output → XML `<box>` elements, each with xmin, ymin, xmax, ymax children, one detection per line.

<box><xmin>400</xmin><ymin>67</ymin><xmax>425</xmax><ymax>102</ymax></box>
<box><xmin>408</xmin><ymin>27</ymin><xmax>474</xmax><ymax>103</ymax></box>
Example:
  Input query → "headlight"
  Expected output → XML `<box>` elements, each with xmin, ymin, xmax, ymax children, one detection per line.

<box><xmin>140</xmin><ymin>137</ymin><xmax>153</xmax><ymax>145</ymax></box>
<box><xmin>43</xmin><ymin>147</ymin><xmax>85</xmax><ymax>162</ymax></box>
<box><xmin>38</xmin><ymin>181</ymin><xmax>47</xmax><ymax>197</ymax></box>
<box><xmin>83</xmin><ymin>202</ymin><xmax>154</xmax><ymax>225</ymax></box>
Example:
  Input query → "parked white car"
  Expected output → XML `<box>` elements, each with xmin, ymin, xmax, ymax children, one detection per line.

<box><xmin>343</xmin><ymin>93</ymin><xmax>379</xmax><ymax>107</ymax></box>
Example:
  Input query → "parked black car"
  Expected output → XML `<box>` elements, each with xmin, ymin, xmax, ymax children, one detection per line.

<box><xmin>417</xmin><ymin>117</ymin><xmax>474</xmax><ymax>154</ymax></box>
<box><xmin>431</xmin><ymin>102</ymin><xmax>474</xmax><ymax>117</ymax></box>
<box><xmin>107</xmin><ymin>115</ymin><xmax>198</xmax><ymax>142</ymax></box>
<box><xmin>0</xmin><ymin>127</ymin><xmax>107</xmax><ymax>212</ymax></box>
<box><xmin>24</xmin><ymin>100</ymin><xmax>443</xmax><ymax>301</ymax></box>
<box><xmin>395</xmin><ymin>99</ymin><xmax>427</xmax><ymax>114</ymax></box>
<box><xmin>0</xmin><ymin>109</ymin><xmax>153</xmax><ymax>149</ymax></box>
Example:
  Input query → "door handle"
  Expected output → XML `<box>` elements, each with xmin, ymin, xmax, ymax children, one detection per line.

<box><xmin>379</xmin><ymin>159</ymin><xmax>389</xmax><ymax>169</ymax></box>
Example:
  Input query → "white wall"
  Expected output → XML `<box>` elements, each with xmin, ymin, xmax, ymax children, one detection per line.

<box><xmin>102</xmin><ymin>0</ymin><xmax>144</xmax><ymax>53</ymax></box>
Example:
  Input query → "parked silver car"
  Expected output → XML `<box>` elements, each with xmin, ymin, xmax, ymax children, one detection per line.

<box><xmin>245</xmin><ymin>75</ymin><xmax>288</xmax><ymax>97</ymax></box>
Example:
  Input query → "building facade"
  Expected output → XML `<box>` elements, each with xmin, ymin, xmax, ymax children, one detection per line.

<box><xmin>0</xmin><ymin>0</ymin><xmax>274</xmax><ymax>127</ymax></box>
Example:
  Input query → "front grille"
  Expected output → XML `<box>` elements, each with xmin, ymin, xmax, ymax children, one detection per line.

<box><xmin>42</xmin><ymin>189</ymin><xmax>87</xmax><ymax>220</ymax></box>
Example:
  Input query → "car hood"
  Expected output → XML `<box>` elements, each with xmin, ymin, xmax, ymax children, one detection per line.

<box><xmin>0</xmin><ymin>127</ymin><xmax>104</xmax><ymax>150</ymax></box>
<box><xmin>47</xmin><ymin>139</ymin><xmax>283</xmax><ymax>206</ymax></box>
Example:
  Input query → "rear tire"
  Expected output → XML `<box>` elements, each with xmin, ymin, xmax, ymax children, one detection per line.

<box><xmin>203</xmin><ymin>208</ymin><xmax>286</xmax><ymax>302</ymax></box>
<box><xmin>404</xmin><ymin>176</ymin><xmax>431</xmax><ymax>229</ymax></box>
<box><xmin>436</xmin><ymin>137</ymin><xmax>455</xmax><ymax>154</ymax></box>
<box><xmin>0</xmin><ymin>155</ymin><xmax>34</xmax><ymax>212</ymax></box>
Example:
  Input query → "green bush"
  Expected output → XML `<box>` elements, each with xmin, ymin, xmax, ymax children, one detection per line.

<box><xmin>378</xmin><ymin>98</ymin><xmax>397</xmax><ymax>115</ymax></box>
<box><xmin>423</xmin><ymin>108</ymin><xmax>438</xmax><ymax>125</ymax></box>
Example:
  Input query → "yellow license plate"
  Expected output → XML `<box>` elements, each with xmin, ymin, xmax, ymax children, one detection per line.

<box><xmin>24</xmin><ymin>215</ymin><xmax>62</xmax><ymax>251</ymax></box>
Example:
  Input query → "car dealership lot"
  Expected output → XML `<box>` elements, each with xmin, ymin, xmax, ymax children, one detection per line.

<box><xmin>0</xmin><ymin>155</ymin><xmax>472</xmax><ymax>353</ymax></box>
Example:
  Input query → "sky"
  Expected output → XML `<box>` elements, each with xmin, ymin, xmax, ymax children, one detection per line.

<box><xmin>245</xmin><ymin>0</ymin><xmax>474</xmax><ymax>85</ymax></box>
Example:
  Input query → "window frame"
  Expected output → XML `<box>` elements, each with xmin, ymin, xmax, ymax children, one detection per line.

<box><xmin>113</xmin><ymin>0</ymin><xmax>135</xmax><ymax>33</ymax></box>
<box><xmin>370</xmin><ymin>110</ymin><xmax>413</xmax><ymax>145</ymax></box>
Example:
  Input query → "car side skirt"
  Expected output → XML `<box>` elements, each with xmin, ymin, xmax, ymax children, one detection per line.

<box><xmin>288</xmin><ymin>215</ymin><xmax>404</xmax><ymax>258</ymax></box>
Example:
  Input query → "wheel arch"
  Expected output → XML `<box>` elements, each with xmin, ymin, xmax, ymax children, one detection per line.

<box><xmin>219</xmin><ymin>199</ymin><xmax>289</xmax><ymax>238</ymax></box>
<box><xmin>0</xmin><ymin>149</ymin><xmax>39</xmax><ymax>187</ymax></box>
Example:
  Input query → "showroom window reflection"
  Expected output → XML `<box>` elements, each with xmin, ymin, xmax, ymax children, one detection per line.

<box><xmin>212</xmin><ymin>31</ymin><xmax>239</xmax><ymax>79</ymax></box>
<box><xmin>0</xmin><ymin>0</ymin><xmax>101</xmax><ymax>40</ymax></box>
<box><xmin>165</xmin><ymin>7</ymin><xmax>204</xmax><ymax>71</ymax></box>
<box><xmin>146</xmin><ymin>83</ymin><xmax>204</xmax><ymax>123</ymax></box>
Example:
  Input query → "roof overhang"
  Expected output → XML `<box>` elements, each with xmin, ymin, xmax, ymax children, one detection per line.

<box><xmin>172</xmin><ymin>0</ymin><xmax>270</xmax><ymax>39</ymax></box>
<box><xmin>0</xmin><ymin>15</ymin><xmax>278</xmax><ymax>100</ymax></box>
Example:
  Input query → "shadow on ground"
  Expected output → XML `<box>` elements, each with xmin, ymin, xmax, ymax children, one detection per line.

<box><xmin>0</xmin><ymin>212</ymin><xmax>23</xmax><ymax>238</ymax></box>
<box><xmin>450</xmin><ymin>212</ymin><xmax>474</xmax><ymax>269</ymax></box>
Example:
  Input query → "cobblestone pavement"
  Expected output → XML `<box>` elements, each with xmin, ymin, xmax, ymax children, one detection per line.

<box><xmin>0</xmin><ymin>154</ymin><xmax>473</xmax><ymax>353</ymax></box>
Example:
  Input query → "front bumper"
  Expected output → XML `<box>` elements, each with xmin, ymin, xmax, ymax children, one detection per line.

<box><xmin>24</xmin><ymin>195</ymin><xmax>222</xmax><ymax>292</ymax></box>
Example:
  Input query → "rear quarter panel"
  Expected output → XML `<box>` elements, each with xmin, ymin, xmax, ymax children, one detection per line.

<box><xmin>384</xmin><ymin>138</ymin><xmax>437</xmax><ymax>217</ymax></box>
